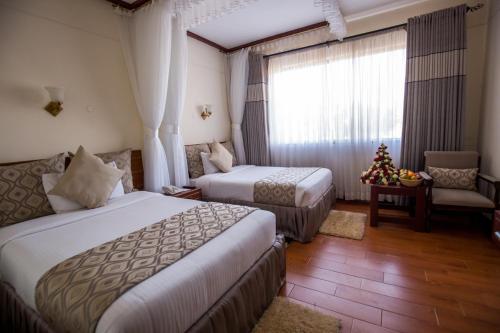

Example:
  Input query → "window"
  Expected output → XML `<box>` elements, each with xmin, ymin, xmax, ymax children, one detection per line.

<box><xmin>268</xmin><ymin>29</ymin><xmax>406</xmax><ymax>145</ymax></box>
<box><xmin>267</xmin><ymin>29</ymin><xmax>407</xmax><ymax>200</ymax></box>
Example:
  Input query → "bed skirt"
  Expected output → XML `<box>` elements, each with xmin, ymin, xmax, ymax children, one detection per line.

<box><xmin>206</xmin><ymin>184</ymin><xmax>336</xmax><ymax>243</ymax></box>
<box><xmin>0</xmin><ymin>235</ymin><xmax>286</xmax><ymax>333</ymax></box>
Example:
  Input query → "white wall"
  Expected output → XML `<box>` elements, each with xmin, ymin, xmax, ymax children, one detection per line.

<box><xmin>182</xmin><ymin>38</ymin><xmax>230</xmax><ymax>144</ymax></box>
<box><xmin>0</xmin><ymin>0</ymin><xmax>142</xmax><ymax>162</ymax></box>
<box><xmin>479</xmin><ymin>0</ymin><xmax>500</xmax><ymax>177</ymax></box>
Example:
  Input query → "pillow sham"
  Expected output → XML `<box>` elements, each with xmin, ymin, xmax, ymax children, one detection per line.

<box><xmin>200</xmin><ymin>152</ymin><xmax>220</xmax><ymax>175</ymax></box>
<box><xmin>220</xmin><ymin>141</ymin><xmax>238</xmax><ymax>166</ymax></box>
<box><xmin>427</xmin><ymin>167</ymin><xmax>478</xmax><ymax>191</ymax></box>
<box><xmin>0</xmin><ymin>153</ymin><xmax>66</xmax><ymax>227</ymax></box>
<box><xmin>95</xmin><ymin>149</ymin><xmax>134</xmax><ymax>193</ymax></box>
<box><xmin>49</xmin><ymin>146</ymin><xmax>124</xmax><ymax>209</ymax></box>
<box><xmin>43</xmin><ymin>162</ymin><xmax>125</xmax><ymax>213</ymax></box>
<box><xmin>209</xmin><ymin>141</ymin><xmax>233</xmax><ymax>173</ymax></box>
<box><xmin>185</xmin><ymin>143</ymin><xmax>211</xmax><ymax>178</ymax></box>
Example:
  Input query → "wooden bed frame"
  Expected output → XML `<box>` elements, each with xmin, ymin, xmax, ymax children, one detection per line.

<box><xmin>0</xmin><ymin>150</ymin><xmax>145</xmax><ymax>190</ymax></box>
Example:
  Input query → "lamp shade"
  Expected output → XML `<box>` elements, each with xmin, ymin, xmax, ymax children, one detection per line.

<box><xmin>45</xmin><ymin>86</ymin><xmax>64</xmax><ymax>102</ymax></box>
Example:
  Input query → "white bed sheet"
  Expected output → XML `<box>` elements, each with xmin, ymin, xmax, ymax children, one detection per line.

<box><xmin>191</xmin><ymin>165</ymin><xmax>332</xmax><ymax>207</ymax></box>
<box><xmin>0</xmin><ymin>191</ymin><xmax>276</xmax><ymax>333</ymax></box>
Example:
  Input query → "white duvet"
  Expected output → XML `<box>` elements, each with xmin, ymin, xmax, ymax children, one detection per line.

<box><xmin>191</xmin><ymin>165</ymin><xmax>333</xmax><ymax>207</ymax></box>
<box><xmin>0</xmin><ymin>191</ymin><xmax>276</xmax><ymax>333</ymax></box>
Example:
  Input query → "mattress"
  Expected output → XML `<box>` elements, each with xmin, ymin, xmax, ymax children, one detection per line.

<box><xmin>191</xmin><ymin>165</ymin><xmax>333</xmax><ymax>207</ymax></box>
<box><xmin>0</xmin><ymin>191</ymin><xmax>276</xmax><ymax>333</ymax></box>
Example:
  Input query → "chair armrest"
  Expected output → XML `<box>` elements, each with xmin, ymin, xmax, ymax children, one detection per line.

<box><xmin>419</xmin><ymin>171</ymin><xmax>434</xmax><ymax>187</ymax></box>
<box><xmin>478</xmin><ymin>173</ymin><xmax>500</xmax><ymax>186</ymax></box>
<box><xmin>478</xmin><ymin>173</ymin><xmax>500</xmax><ymax>208</ymax></box>
<box><xmin>419</xmin><ymin>171</ymin><xmax>433</xmax><ymax>181</ymax></box>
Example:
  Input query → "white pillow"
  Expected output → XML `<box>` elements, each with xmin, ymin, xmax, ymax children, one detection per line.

<box><xmin>200</xmin><ymin>152</ymin><xmax>220</xmax><ymax>175</ymax></box>
<box><xmin>43</xmin><ymin>162</ymin><xmax>125</xmax><ymax>213</ymax></box>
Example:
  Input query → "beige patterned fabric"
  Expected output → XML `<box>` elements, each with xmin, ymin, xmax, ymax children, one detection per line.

<box><xmin>427</xmin><ymin>167</ymin><xmax>478</xmax><ymax>191</ymax></box>
<box><xmin>95</xmin><ymin>149</ymin><xmax>133</xmax><ymax>193</ymax></box>
<box><xmin>209</xmin><ymin>141</ymin><xmax>233</xmax><ymax>173</ymax></box>
<box><xmin>254</xmin><ymin>168</ymin><xmax>319</xmax><ymax>206</ymax></box>
<box><xmin>35</xmin><ymin>202</ymin><xmax>257</xmax><ymax>333</ymax></box>
<box><xmin>68</xmin><ymin>149</ymin><xmax>134</xmax><ymax>193</ymax></box>
<box><xmin>0</xmin><ymin>153</ymin><xmax>66</xmax><ymax>227</ymax></box>
<box><xmin>50</xmin><ymin>146</ymin><xmax>124</xmax><ymax>209</ymax></box>
<box><xmin>185</xmin><ymin>143</ymin><xmax>210</xmax><ymax>178</ymax></box>
<box><xmin>221</xmin><ymin>141</ymin><xmax>238</xmax><ymax>166</ymax></box>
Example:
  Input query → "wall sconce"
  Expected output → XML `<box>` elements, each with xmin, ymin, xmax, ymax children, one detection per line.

<box><xmin>200</xmin><ymin>104</ymin><xmax>212</xmax><ymax>120</ymax></box>
<box><xmin>44</xmin><ymin>86</ymin><xmax>64</xmax><ymax>117</ymax></box>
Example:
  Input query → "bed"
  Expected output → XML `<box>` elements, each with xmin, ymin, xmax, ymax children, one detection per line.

<box><xmin>0</xmin><ymin>150</ymin><xmax>286</xmax><ymax>333</ymax></box>
<box><xmin>186</xmin><ymin>144</ymin><xmax>336</xmax><ymax>243</ymax></box>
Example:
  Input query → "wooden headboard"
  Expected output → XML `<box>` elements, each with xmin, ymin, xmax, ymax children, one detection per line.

<box><xmin>131</xmin><ymin>150</ymin><xmax>144</xmax><ymax>190</ymax></box>
<box><xmin>0</xmin><ymin>150</ymin><xmax>145</xmax><ymax>191</ymax></box>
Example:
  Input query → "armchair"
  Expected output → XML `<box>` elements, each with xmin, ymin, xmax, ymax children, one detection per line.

<box><xmin>420</xmin><ymin>151</ymin><xmax>500</xmax><ymax>223</ymax></box>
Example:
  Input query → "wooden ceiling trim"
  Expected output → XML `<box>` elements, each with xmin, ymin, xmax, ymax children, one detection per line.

<box><xmin>187</xmin><ymin>31</ymin><xmax>229</xmax><ymax>53</ymax></box>
<box><xmin>225</xmin><ymin>21</ymin><xmax>329</xmax><ymax>53</ymax></box>
<box><xmin>104</xmin><ymin>1</ymin><xmax>330</xmax><ymax>54</ymax></box>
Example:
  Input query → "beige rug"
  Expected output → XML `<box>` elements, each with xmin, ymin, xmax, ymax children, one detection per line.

<box><xmin>253</xmin><ymin>297</ymin><xmax>341</xmax><ymax>333</ymax></box>
<box><xmin>319</xmin><ymin>210</ymin><xmax>366</xmax><ymax>240</ymax></box>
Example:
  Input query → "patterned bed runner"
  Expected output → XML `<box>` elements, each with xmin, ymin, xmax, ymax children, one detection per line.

<box><xmin>254</xmin><ymin>168</ymin><xmax>319</xmax><ymax>206</ymax></box>
<box><xmin>35</xmin><ymin>202</ymin><xmax>257</xmax><ymax>333</ymax></box>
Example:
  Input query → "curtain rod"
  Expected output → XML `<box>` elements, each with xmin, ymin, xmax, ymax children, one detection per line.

<box><xmin>264</xmin><ymin>3</ymin><xmax>483</xmax><ymax>59</ymax></box>
<box><xmin>264</xmin><ymin>23</ymin><xmax>406</xmax><ymax>59</ymax></box>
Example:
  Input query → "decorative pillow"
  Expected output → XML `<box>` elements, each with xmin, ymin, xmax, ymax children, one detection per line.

<box><xmin>427</xmin><ymin>167</ymin><xmax>478</xmax><ymax>191</ymax></box>
<box><xmin>43</xmin><ymin>162</ymin><xmax>125</xmax><ymax>213</ymax></box>
<box><xmin>0</xmin><ymin>153</ymin><xmax>66</xmax><ymax>227</ymax></box>
<box><xmin>68</xmin><ymin>149</ymin><xmax>133</xmax><ymax>193</ymax></box>
<box><xmin>185</xmin><ymin>143</ymin><xmax>210</xmax><ymax>178</ymax></box>
<box><xmin>200</xmin><ymin>152</ymin><xmax>220</xmax><ymax>175</ymax></box>
<box><xmin>220</xmin><ymin>141</ymin><xmax>238</xmax><ymax>166</ymax></box>
<box><xmin>49</xmin><ymin>146</ymin><xmax>124</xmax><ymax>209</ymax></box>
<box><xmin>209</xmin><ymin>141</ymin><xmax>233</xmax><ymax>173</ymax></box>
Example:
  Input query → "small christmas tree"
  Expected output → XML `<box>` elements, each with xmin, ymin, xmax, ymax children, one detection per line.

<box><xmin>360</xmin><ymin>143</ymin><xmax>399</xmax><ymax>186</ymax></box>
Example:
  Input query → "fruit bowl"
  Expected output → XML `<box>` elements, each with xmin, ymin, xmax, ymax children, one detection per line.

<box><xmin>400</xmin><ymin>178</ymin><xmax>423</xmax><ymax>187</ymax></box>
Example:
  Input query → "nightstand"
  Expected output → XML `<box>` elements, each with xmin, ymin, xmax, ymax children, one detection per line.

<box><xmin>165</xmin><ymin>187</ymin><xmax>202</xmax><ymax>200</ymax></box>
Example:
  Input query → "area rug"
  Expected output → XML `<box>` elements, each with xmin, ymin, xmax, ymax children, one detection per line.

<box><xmin>253</xmin><ymin>297</ymin><xmax>341</xmax><ymax>333</ymax></box>
<box><xmin>319</xmin><ymin>210</ymin><xmax>366</xmax><ymax>240</ymax></box>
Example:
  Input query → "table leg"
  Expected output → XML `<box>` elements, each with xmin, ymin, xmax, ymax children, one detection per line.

<box><xmin>415</xmin><ymin>186</ymin><xmax>426</xmax><ymax>232</ymax></box>
<box><xmin>370</xmin><ymin>186</ymin><xmax>379</xmax><ymax>227</ymax></box>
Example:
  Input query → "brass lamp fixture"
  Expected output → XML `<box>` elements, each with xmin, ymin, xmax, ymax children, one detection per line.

<box><xmin>44</xmin><ymin>86</ymin><xmax>64</xmax><ymax>117</ymax></box>
<box><xmin>200</xmin><ymin>104</ymin><xmax>212</xmax><ymax>120</ymax></box>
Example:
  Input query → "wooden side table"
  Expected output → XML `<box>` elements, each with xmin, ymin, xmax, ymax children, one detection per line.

<box><xmin>164</xmin><ymin>187</ymin><xmax>202</xmax><ymax>200</ymax></box>
<box><xmin>370</xmin><ymin>184</ymin><xmax>427</xmax><ymax>232</ymax></box>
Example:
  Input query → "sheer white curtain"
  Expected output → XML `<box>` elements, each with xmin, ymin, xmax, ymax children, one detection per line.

<box><xmin>118</xmin><ymin>0</ymin><xmax>173</xmax><ymax>192</ymax></box>
<box><xmin>228</xmin><ymin>48</ymin><xmax>250</xmax><ymax>164</ymax></box>
<box><xmin>268</xmin><ymin>29</ymin><xmax>407</xmax><ymax>200</ymax></box>
<box><xmin>161</xmin><ymin>16</ymin><xmax>189</xmax><ymax>187</ymax></box>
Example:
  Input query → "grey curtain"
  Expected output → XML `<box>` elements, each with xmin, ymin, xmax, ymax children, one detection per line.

<box><xmin>242</xmin><ymin>53</ymin><xmax>271</xmax><ymax>166</ymax></box>
<box><xmin>400</xmin><ymin>5</ymin><xmax>466</xmax><ymax>171</ymax></box>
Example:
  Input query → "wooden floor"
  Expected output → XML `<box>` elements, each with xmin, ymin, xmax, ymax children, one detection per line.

<box><xmin>280</xmin><ymin>201</ymin><xmax>500</xmax><ymax>333</ymax></box>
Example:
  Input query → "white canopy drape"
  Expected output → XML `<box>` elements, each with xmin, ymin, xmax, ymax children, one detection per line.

<box><xmin>227</xmin><ymin>48</ymin><xmax>250</xmax><ymax>164</ymax></box>
<box><xmin>118</xmin><ymin>0</ymin><xmax>173</xmax><ymax>192</ymax></box>
<box><xmin>161</xmin><ymin>16</ymin><xmax>190</xmax><ymax>187</ymax></box>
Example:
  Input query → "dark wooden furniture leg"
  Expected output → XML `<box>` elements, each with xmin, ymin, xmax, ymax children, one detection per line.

<box><xmin>415</xmin><ymin>185</ymin><xmax>426</xmax><ymax>231</ymax></box>
<box><xmin>370</xmin><ymin>185</ymin><xmax>379</xmax><ymax>227</ymax></box>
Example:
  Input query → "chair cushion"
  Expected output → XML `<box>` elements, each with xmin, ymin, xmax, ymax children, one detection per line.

<box><xmin>432</xmin><ymin>188</ymin><xmax>495</xmax><ymax>208</ymax></box>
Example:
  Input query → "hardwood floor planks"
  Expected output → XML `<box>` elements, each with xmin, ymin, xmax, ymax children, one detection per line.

<box><xmin>289</xmin><ymin>285</ymin><xmax>382</xmax><ymax>325</ymax></box>
<box><xmin>278</xmin><ymin>200</ymin><xmax>500</xmax><ymax>332</ymax></box>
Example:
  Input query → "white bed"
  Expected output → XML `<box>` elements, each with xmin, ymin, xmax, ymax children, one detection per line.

<box><xmin>0</xmin><ymin>191</ymin><xmax>276</xmax><ymax>333</ymax></box>
<box><xmin>191</xmin><ymin>165</ymin><xmax>333</xmax><ymax>207</ymax></box>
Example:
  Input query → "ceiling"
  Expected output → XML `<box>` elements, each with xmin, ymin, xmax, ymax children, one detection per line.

<box><xmin>190</xmin><ymin>0</ymin><xmax>416</xmax><ymax>49</ymax></box>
